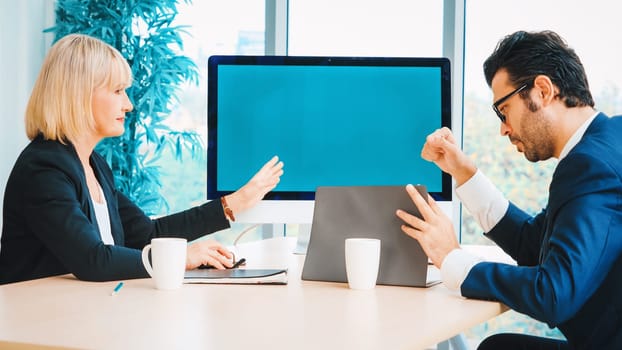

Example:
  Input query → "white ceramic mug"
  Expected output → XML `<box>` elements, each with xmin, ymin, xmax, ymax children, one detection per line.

<box><xmin>345</xmin><ymin>238</ymin><xmax>381</xmax><ymax>290</ymax></box>
<box><xmin>141</xmin><ymin>238</ymin><xmax>187</xmax><ymax>290</ymax></box>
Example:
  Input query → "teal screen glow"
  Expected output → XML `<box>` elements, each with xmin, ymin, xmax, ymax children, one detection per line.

<box><xmin>216</xmin><ymin>64</ymin><xmax>443</xmax><ymax>193</ymax></box>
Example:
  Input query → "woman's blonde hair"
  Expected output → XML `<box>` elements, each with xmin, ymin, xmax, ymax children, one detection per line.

<box><xmin>25</xmin><ymin>33</ymin><xmax>132</xmax><ymax>143</ymax></box>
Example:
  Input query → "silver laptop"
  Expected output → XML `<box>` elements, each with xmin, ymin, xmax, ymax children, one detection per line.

<box><xmin>301</xmin><ymin>185</ymin><xmax>441</xmax><ymax>288</ymax></box>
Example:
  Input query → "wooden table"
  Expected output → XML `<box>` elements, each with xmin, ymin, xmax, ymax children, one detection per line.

<box><xmin>0</xmin><ymin>237</ymin><xmax>508</xmax><ymax>349</ymax></box>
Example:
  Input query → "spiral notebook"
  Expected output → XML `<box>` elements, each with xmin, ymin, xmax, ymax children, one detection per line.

<box><xmin>184</xmin><ymin>268</ymin><xmax>288</xmax><ymax>285</ymax></box>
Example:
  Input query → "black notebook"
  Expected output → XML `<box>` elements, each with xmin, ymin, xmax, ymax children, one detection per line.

<box><xmin>184</xmin><ymin>268</ymin><xmax>288</xmax><ymax>285</ymax></box>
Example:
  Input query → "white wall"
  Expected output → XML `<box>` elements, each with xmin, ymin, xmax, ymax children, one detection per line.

<box><xmin>0</xmin><ymin>1</ymin><xmax>55</xmax><ymax>230</ymax></box>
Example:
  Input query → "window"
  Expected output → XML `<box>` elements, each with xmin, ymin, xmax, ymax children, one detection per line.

<box><xmin>161</xmin><ymin>1</ymin><xmax>444</xmax><ymax>244</ymax></box>
<box><xmin>156</xmin><ymin>1</ymin><xmax>266</xmax><ymax>244</ymax></box>
<box><xmin>288</xmin><ymin>0</ymin><xmax>443</xmax><ymax>57</ymax></box>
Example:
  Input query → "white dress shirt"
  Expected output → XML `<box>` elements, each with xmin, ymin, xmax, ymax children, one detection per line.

<box><xmin>441</xmin><ymin>112</ymin><xmax>599</xmax><ymax>291</ymax></box>
<box><xmin>93</xmin><ymin>183</ymin><xmax>115</xmax><ymax>245</ymax></box>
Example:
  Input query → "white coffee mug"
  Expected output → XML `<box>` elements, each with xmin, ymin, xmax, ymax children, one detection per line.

<box><xmin>141</xmin><ymin>238</ymin><xmax>187</xmax><ymax>290</ymax></box>
<box><xmin>345</xmin><ymin>238</ymin><xmax>381</xmax><ymax>290</ymax></box>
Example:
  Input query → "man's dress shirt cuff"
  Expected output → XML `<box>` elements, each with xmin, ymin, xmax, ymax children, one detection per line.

<box><xmin>441</xmin><ymin>248</ymin><xmax>482</xmax><ymax>291</ymax></box>
<box><xmin>455</xmin><ymin>169</ymin><xmax>509</xmax><ymax>233</ymax></box>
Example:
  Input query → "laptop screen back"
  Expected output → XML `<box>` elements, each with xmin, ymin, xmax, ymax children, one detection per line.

<box><xmin>302</xmin><ymin>185</ymin><xmax>438</xmax><ymax>287</ymax></box>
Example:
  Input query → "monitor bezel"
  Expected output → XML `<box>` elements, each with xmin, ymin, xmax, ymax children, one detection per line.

<box><xmin>207</xmin><ymin>55</ymin><xmax>452</xmax><ymax>201</ymax></box>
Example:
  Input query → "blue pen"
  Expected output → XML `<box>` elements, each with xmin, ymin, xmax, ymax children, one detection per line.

<box><xmin>111</xmin><ymin>282</ymin><xmax>124</xmax><ymax>296</ymax></box>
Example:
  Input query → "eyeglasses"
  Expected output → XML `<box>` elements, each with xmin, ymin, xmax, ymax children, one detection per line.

<box><xmin>492</xmin><ymin>83</ymin><xmax>529</xmax><ymax>123</ymax></box>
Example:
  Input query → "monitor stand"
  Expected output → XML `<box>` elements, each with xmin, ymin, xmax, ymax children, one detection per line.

<box><xmin>251</xmin><ymin>223</ymin><xmax>311</xmax><ymax>255</ymax></box>
<box><xmin>293</xmin><ymin>224</ymin><xmax>311</xmax><ymax>255</ymax></box>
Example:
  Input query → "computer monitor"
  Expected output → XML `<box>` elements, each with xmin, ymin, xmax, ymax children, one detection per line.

<box><xmin>207</xmin><ymin>55</ymin><xmax>452</xmax><ymax>224</ymax></box>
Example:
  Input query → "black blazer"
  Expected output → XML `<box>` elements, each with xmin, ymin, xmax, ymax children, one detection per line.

<box><xmin>0</xmin><ymin>136</ymin><xmax>229</xmax><ymax>284</ymax></box>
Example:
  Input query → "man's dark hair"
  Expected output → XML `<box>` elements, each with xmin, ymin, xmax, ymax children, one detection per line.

<box><xmin>483</xmin><ymin>30</ymin><xmax>594</xmax><ymax>108</ymax></box>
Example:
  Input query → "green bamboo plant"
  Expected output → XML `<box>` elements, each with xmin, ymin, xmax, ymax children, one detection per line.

<box><xmin>45</xmin><ymin>0</ymin><xmax>202</xmax><ymax>215</ymax></box>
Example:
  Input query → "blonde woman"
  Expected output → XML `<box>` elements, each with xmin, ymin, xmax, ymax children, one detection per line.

<box><xmin>0</xmin><ymin>34</ymin><xmax>283</xmax><ymax>284</ymax></box>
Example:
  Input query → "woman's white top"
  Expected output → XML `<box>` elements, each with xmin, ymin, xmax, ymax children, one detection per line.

<box><xmin>92</xmin><ymin>184</ymin><xmax>114</xmax><ymax>245</ymax></box>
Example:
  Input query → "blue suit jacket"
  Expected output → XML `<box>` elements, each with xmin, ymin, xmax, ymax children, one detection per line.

<box><xmin>462</xmin><ymin>113</ymin><xmax>622</xmax><ymax>349</ymax></box>
<box><xmin>0</xmin><ymin>136</ymin><xmax>229</xmax><ymax>284</ymax></box>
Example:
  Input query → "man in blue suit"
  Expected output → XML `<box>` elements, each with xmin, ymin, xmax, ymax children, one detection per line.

<box><xmin>396</xmin><ymin>30</ymin><xmax>622</xmax><ymax>349</ymax></box>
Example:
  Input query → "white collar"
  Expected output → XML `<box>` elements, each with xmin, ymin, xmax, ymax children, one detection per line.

<box><xmin>558</xmin><ymin>111</ymin><xmax>599</xmax><ymax>161</ymax></box>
